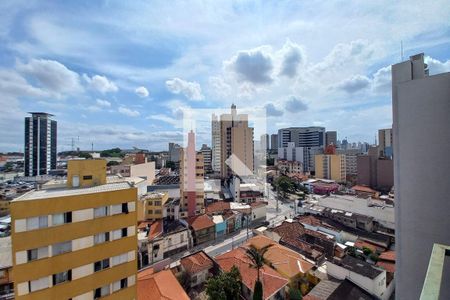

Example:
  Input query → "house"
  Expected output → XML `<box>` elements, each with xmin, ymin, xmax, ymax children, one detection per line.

<box><xmin>180</xmin><ymin>251</ymin><xmax>214</xmax><ymax>288</ymax></box>
<box><xmin>351</xmin><ymin>185</ymin><xmax>379</xmax><ymax>198</ymax></box>
<box><xmin>215</xmin><ymin>248</ymin><xmax>288</xmax><ymax>300</ymax></box>
<box><xmin>249</xmin><ymin>201</ymin><xmax>267</xmax><ymax>224</ymax></box>
<box><xmin>137</xmin><ymin>268</ymin><xmax>189</xmax><ymax>300</ymax></box>
<box><xmin>246</xmin><ymin>236</ymin><xmax>315</xmax><ymax>288</ymax></box>
<box><xmin>305</xmin><ymin>278</ymin><xmax>376</xmax><ymax>300</ymax></box>
<box><xmin>326</xmin><ymin>255</ymin><xmax>394</xmax><ymax>300</ymax></box>
<box><xmin>212</xmin><ymin>215</ymin><xmax>227</xmax><ymax>238</ymax></box>
<box><xmin>147</xmin><ymin>219</ymin><xmax>191</xmax><ymax>265</ymax></box>
<box><xmin>0</xmin><ymin>236</ymin><xmax>13</xmax><ymax>298</ymax></box>
<box><xmin>186</xmin><ymin>214</ymin><xmax>216</xmax><ymax>245</ymax></box>
<box><xmin>376</xmin><ymin>251</ymin><xmax>395</xmax><ymax>285</ymax></box>
<box><xmin>271</xmin><ymin>220</ymin><xmax>326</xmax><ymax>263</ymax></box>
<box><xmin>137</xmin><ymin>191</ymin><xmax>169</xmax><ymax>221</ymax></box>
<box><xmin>110</xmin><ymin>161</ymin><xmax>156</xmax><ymax>186</ymax></box>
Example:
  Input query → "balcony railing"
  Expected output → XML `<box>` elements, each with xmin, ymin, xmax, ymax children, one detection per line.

<box><xmin>420</xmin><ymin>243</ymin><xmax>450</xmax><ymax>300</ymax></box>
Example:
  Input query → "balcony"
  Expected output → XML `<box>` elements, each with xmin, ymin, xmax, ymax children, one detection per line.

<box><xmin>420</xmin><ymin>243</ymin><xmax>450</xmax><ymax>300</ymax></box>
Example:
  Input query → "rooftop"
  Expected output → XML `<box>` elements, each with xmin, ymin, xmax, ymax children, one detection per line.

<box><xmin>14</xmin><ymin>181</ymin><xmax>133</xmax><ymax>201</ymax></box>
<box><xmin>180</xmin><ymin>251</ymin><xmax>214</xmax><ymax>274</ymax></box>
<box><xmin>328</xmin><ymin>279</ymin><xmax>375</xmax><ymax>300</ymax></box>
<box><xmin>137</xmin><ymin>268</ymin><xmax>190</xmax><ymax>300</ymax></box>
<box><xmin>335</xmin><ymin>255</ymin><xmax>383</xmax><ymax>279</ymax></box>
<box><xmin>186</xmin><ymin>214</ymin><xmax>215</xmax><ymax>231</ymax></box>
<box><xmin>216</xmin><ymin>248</ymin><xmax>288</xmax><ymax>300</ymax></box>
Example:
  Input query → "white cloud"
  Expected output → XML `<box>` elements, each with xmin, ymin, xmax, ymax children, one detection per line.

<box><xmin>118</xmin><ymin>106</ymin><xmax>140</xmax><ymax>117</ymax></box>
<box><xmin>16</xmin><ymin>58</ymin><xmax>82</xmax><ymax>96</ymax></box>
<box><xmin>284</xmin><ymin>96</ymin><xmax>308</xmax><ymax>113</ymax></box>
<box><xmin>147</xmin><ymin>114</ymin><xmax>180</xmax><ymax>127</ymax></box>
<box><xmin>83</xmin><ymin>74</ymin><xmax>118</xmax><ymax>93</ymax></box>
<box><xmin>135</xmin><ymin>86</ymin><xmax>149</xmax><ymax>98</ymax></box>
<box><xmin>425</xmin><ymin>56</ymin><xmax>450</xmax><ymax>75</ymax></box>
<box><xmin>265</xmin><ymin>103</ymin><xmax>284</xmax><ymax>117</ymax></box>
<box><xmin>166</xmin><ymin>78</ymin><xmax>204</xmax><ymax>100</ymax></box>
<box><xmin>371</xmin><ymin>65</ymin><xmax>391</xmax><ymax>95</ymax></box>
<box><xmin>96</xmin><ymin>99</ymin><xmax>111</xmax><ymax>107</ymax></box>
<box><xmin>335</xmin><ymin>75</ymin><xmax>371</xmax><ymax>93</ymax></box>
<box><xmin>278</xmin><ymin>40</ymin><xmax>305</xmax><ymax>78</ymax></box>
<box><xmin>225</xmin><ymin>46</ymin><xmax>274</xmax><ymax>84</ymax></box>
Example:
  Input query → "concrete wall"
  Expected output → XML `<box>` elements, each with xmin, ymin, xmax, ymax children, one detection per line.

<box><xmin>130</xmin><ymin>162</ymin><xmax>155</xmax><ymax>186</ymax></box>
<box><xmin>392</xmin><ymin>55</ymin><xmax>450</xmax><ymax>299</ymax></box>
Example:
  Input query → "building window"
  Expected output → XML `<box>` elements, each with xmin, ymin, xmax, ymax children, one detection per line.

<box><xmin>26</xmin><ymin>216</ymin><xmax>48</xmax><ymax>230</ymax></box>
<box><xmin>154</xmin><ymin>201</ymin><xmax>162</xmax><ymax>206</ymax></box>
<box><xmin>147</xmin><ymin>209</ymin><xmax>153</xmax><ymax>214</ymax></box>
<box><xmin>52</xmin><ymin>212</ymin><xmax>72</xmax><ymax>226</ymax></box>
<box><xmin>148</xmin><ymin>201</ymin><xmax>153</xmax><ymax>206</ymax></box>
<box><xmin>111</xmin><ymin>253</ymin><xmax>128</xmax><ymax>266</ymax></box>
<box><xmin>120</xmin><ymin>278</ymin><xmax>128</xmax><ymax>289</ymax></box>
<box><xmin>52</xmin><ymin>270</ymin><xmax>71</xmax><ymax>285</ymax></box>
<box><xmin>94</xmin><ymin>206</ymin><xmax>108</xmax><ymax>218</ymax></box>
<box><xmin>29</xmin><ymin>277</ymin><xmax>49</xmax><ymax>292</ymax></box>
<box><xmin>82</xmin><ymin>175</ymin><xmax>92</xmax><ymax>180</ymax></box>
<box><xmin>94</xmin><ymin>258</ymin><xmax>110</xmax><ymax>272</ymax></box>
<box><xmin>155</xmin><ymin>209</ymin><xmax>161</xmax><ymax>215</ymax></box>
<box><xmin>52</xmin><ymin>241</ymin><xmax>72</xmax><ymax>256</ymax></box>
<box><xmin>94</xmin><ymin>285</ymin><xmax>110</xmax><ymax>299</ymax></box>
<box><xmin>27</xmin><ymin>247</ymin><xmax>48</xmax><ymax>262</ymax></box>
<box><xmin>94</xmin><ymin>232</ymin><xmax>110</xmax><ymax>245</ymax></box>
<box><xmin>121</xmin><ymin>228</ymin><xmax>128</xmax><ymax>238</ymax></box>
<box><xmin>122</xmin><ymin>203</ymin><xmax>129</xmax><ymax>214</ymax></box>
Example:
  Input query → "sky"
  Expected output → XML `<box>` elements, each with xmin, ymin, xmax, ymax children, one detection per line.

<box><xmin>1</xmin><ymin>0</ymin><xmax>450</xmax><ymax>152</ymax></box>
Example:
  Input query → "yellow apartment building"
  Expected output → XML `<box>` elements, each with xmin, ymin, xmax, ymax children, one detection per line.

<box><xmin>315</xmin><ymin>154</ymin><xmax>346</xmax><ymax>183</ymax></box>
<box><xmin>137</xmin><ymin>192</ymin><xmax>169</xmax><ymax>221</ymax></box>
<box><xmin>11</xmin><ymin>159</ymin><xmax>138</xmax><ymax>300</ymax></box>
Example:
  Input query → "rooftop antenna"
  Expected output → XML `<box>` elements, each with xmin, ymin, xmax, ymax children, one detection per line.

<box><xmin>401</xmin><ymin>40</ymin><xmax>404</xmax><ymax>61</ymax></box>
<box><xmin>91</xmin><ymin>142</ymin><xmax>94</xmax><ymax>152</ymax></box>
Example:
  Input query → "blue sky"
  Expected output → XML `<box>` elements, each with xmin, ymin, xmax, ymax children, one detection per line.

<box><xmin>1</xmin><ymin>0</ymin><xmax>449</xmax><ymax>152</ymax></box>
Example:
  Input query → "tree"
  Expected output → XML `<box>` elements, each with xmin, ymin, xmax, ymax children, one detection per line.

<box><xmin>289</xmin><ymin>287</ymin><xmax>303</xmax><ymax>300</ymax></box>
<box><xmin>362</xmin><ymin>247</ymin><xmax>372</xmax><ymax>256</ymax></box>
<box><xmin>244</xmin><ymin>244</ymin><xmax>272</xmax><ymax>300</ymax></box>
<box><xmin>78</xmin><ymin>152</ymin><xmax>93</xmax><ymax>159</ymax></box>
<box><xmin>165</xmin><ymin>160</ymin><xmax>176</xmax><ymax>170</ymax></box>
<box><xmin>206</xmin><ymin>266</ymin><xmax>241</xmax><ymax>300</ymax></box>
<box><xmin>275</xmin><ymin>176</ymin><xmax>294</xmax><ymax>198</ymax></box>
<box><xmin>107</xmin><ymin>160</ymin><xmax>120</xmax><ymax>167</ymax></box>
<box><xmin>253</xmin><ymin>280</ymin><xmax>263</xmax><ymax>300</ymax></box>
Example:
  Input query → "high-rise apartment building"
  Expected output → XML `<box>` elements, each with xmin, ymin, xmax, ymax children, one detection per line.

<box><xmin>325</xmin><ymin>131</ymin><xmax>337</xmax><ymax>146</ymax></box>
<box><xmin>11</xmin><ymin>159</ymin><xmax>138</xmax><ymax>299</ymax></box>
<box><xmin>392</xmin><ymin>53</ymin><xmax>450</xmax><ymax>299</ymax></box>
<box><xmin>180</xmin><ymin>131</ymin><xmax>205</xmax><ymax>218</ymax></box>
<box><xmin>378</xmin><ymin>128</ymin><xmax>393</xmax><ymax>158</ymax></box>
<box><xmin>315</xmin><ymin>154</ymin><xmax>346</xmax><ymax>182</ymax></box>
<box><xmin>24</xmin><ymin>112</ymin><xmax>57</xmax><ymax>177</ymax></box>
<box><xmin>278</xmin><ymin>127</ymin><xmax>325</xmax><ymax>172</ymax></box>
<box><xmin>219</xmin><ymin>105</ymin><xmax>254</xmax><ymax>179</ymax></box>
<box><xmin>211</xmin><ymin>114</ymin><xmax>221</xmax><ymax>172</ymax></box>
<box><xmin>200</xmin><ymin>144</ymin><xmax>212</xmax><ymax>173</ymax></box>
<box><xmin>277</xmin><ymin>142</ymin><xmax>304</xmax><ymax>164</ymax></box>
<box><xmin>270</xmin><ymin>134</ymin><xmax>278</xmax><ymax>151</ymax></box>
<box><xmin>260</xmin><ymin>134</ymin><xmax>269</xmax><ymax>152</ymax></box>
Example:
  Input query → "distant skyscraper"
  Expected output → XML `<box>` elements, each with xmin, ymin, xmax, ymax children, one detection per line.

<box><xmin>219</xmin><ymin>104</ymin><xmax>254</xmax><ymax>179</ymax></box>
<box><xmin>200</xmin><ymin>144</ymin><xmax>212</xmax><ymax>173</ymax></box>
<box><xmin>24</xmin><ymin>112</ymin><xmax>57</xmax><ymax>176</ymax></box>
<box><xmin>270</xmin><ymin>134</ymin><xmax>278</xmax><ymax>151</ymax></box>
<box><xmin>315</xmin><ymin>153</ymin><xmax>346</xmax><ymax>182</ymax></box>
<box><xmin>325</xmin><ymin>131</ymin><xmax>337</xmax><ymax>146</ymax></box>
<box><xmin>260</xmin><ymin>134</ymin><xmax>269</xmax><ymax>152</ymax></box>
<box><xmin>277</xmin><ymin>127</ymin><xmax>325</xmax><ymax>172</ymax></box>
<box><xmin>277</xmin><ymin>142</ymin><xmax>304</xmax><ymax>164</ymax></box>
<box><xmin>392</xmin><ymin>53</ymin><xmax>450</xmax><ymax>299</ymax></box>
<box><xmin>211</xmin><ymin>114</ymin><xmax>221</xmax><ymax>172</ymax></box>
<box><xmin>180</xmin><ymin>131</ymin><xmax>205</xmax><ymax>217</ymax></box>
<box><xmin>378</xmin><ymin>128</ymin><xmax>393</xmax><ymax>158</ymax></box>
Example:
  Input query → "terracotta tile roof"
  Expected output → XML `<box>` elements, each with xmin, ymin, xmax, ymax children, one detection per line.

<box><xmin>245</xmin><ymin>235</ymin><xmax>314</xmax><ymax>278</ymax></box>
<box><xmin>298</xmin><ymin>215</ymin><xmax>322</xmax><ymax>227</ymax></box>
<box><xmin>206</xmin><ymin>201</ymin><xmax>230</xmax><ymax>214</ymax></box>
<box><xmin>354</xmin><ymin>239</ymin><xmax>377</xmax><ymax>253</ymax></box>
<box><xmin>351</xmin><ymin>185</ymin><xmax>377</xmax><ymax>194</ymax></box>
<box><xmin>138</xmin><ymin>269</ymin><xmax>190</xmax><ymax>300</ymax></box>
<box><xmin>272</xmin><ymin>221</ymin><xmax>324</xmax><ymax>260</ymax></box>
<box><xmin>138</xmin><ymin>221</ymin><xmax>152</xmax><ymax>230</ymax></box>
<box><xmin>180</xmin><ymin>251</ymin><xmax>214</xmax><ymax>275</ymax></box>
<box><xmin>216</xmin><ymin>248</ymin><xmax>288</xmax><ymax>300</ymax></box>
<box><xmin>376</xmin><ymin>261</ymin><xmax>395</xmax><ymax>273</ymax></box>
<box><xmin>148</xmin><ymin>219</ymin><xmax>163</xmax><ymax>240</ymax></box>
<box><xmin>250</xmin><ymin>201</ymin><xmax>268</xmax><ymax>208</ymax></box>
<box><xmin>186</xmin><ymin>214</ymin><xmax>215</xmax><ymax>231</ymax></box>
<box><xmin>379</xmin><ymin>250</ymin><xmax>396</xmax><ymax>262</ymax></box>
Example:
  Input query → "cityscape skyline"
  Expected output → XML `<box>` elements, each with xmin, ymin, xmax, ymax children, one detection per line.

<box><xmin>1</xmin><ymin>1</ymin><xmax>450</xmax><ymax>152</ymax></box>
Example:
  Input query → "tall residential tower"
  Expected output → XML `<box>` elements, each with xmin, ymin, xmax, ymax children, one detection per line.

<box><xmin>24</xmin><ymin>112</ymin><xmax>57</xmax><ymax>176</ymax></box>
